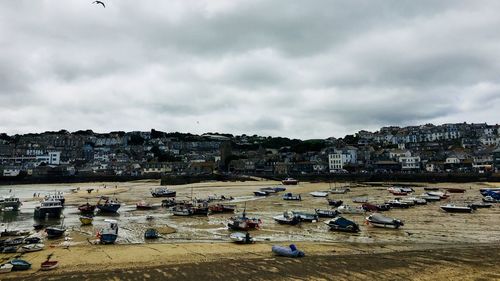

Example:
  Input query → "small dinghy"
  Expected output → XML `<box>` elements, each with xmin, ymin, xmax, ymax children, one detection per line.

<box><xmin>273</xmin><ymin>212</ymin><xmax>301</xmax><ymax>225</ymax></box>
<box><xmin>136</xmin><ymin>201</ymin><xmax>153</xmax><ymax>210</ymax></box>
<box><xmin>272</xmin><ymin>244</ymin><xmax>304</xmax><ymax>258</ymax></box>
<box><xmin>78</xmin><ymin>203</ymin><xmax>96</xmax><ymax>214</ymax></box>
<box><xmin>315</xmin><ymin>209</ymin><xmax>339</xmax><ymax>218</ymax></box>
<box><xmin>282</xmin><ymin>178</ymin><xmax>299</xmax><ymax>185</ymax></box>
<box><xmin>352</xmin><ymin>197</ymin><xmax>369</xmax><ymax>203</ymax></box>
<box><xmin>4</xmin><ymin>237</ymin><xmax>24</xmax><ymax>246</ymax></box>
<box><xmin>420</xmin><ymin>194</ymin><xmax>441</xmax><ymax>202</ymax></box>
<box><xmin>46</xmin><ymin>226</ymin><xmax>66</xmax><ymax>239</ymax></box>
<box><xmin>10</xmin><ymin>259</ymin><xmax>31</xmax><ymax>271</ymax></box>
<box><xmin>41</xmin><ymin>260</ymin><xmax>58</xmax><ymax>271</ymax></box>
<box><xmin>326</xmin><ymin>216</ymin><xmax>360</xmax><ymax>233</ymax></box>
<box><xmin>330</xmin><ymin>188</ymin><xmax>350</xmax><ymax>194</ymax></box>
<box><xmin>406</xmin><ymin>197</ymin><xmax>427</xmax><ymax>205</ymax></box>
<box><xmin>253</xmin><ymin>191</ymin><xmax>269</xmax><ymax>197</ymax></box>
<box><xmin>144</xmin><ymin>228</ymin><xmax>159</xmax><ymax>239</ymax></box>
<box><xmin>1</xmin><ymin>246</ymin><xmax>18</xmax><ymax>253</ymax></box>
<box><xmin>327</xmin><ymin>199</ymin><xmax>343</xmax><ymax>207</ymax></box>
<box><xmin>444</xmin><ymin>188</ymin><xmax>466</xmax><ymax>193</ymax></box>
<box><xmin>272</xmin><ymin>186</ymin><xmax>287</xmax><ymax>192</ymax></box>
<box><xmin>469</xmin><ymin>202</ymin><xmax>492</xmax><ymax>209</ymax></box>
<box><xmin>309</xmin><ymin>191</ymin><xmax>328</xmax><ymax>198</ymax></box>
<box><xmin>21</xmin><ymin>243</ymin><xmax>44</xmax><ymax>252</ymax></box>
<box><xmin>424</xmin><ymin>187</ymin><xmax>440</xmax><ymax>191</ymax></box>
<box><xmin>230</xmin><ymin>232</ymin><xmax>255</xmax><ymax>244</ymax></box>
<box><xmin>24</xmin><ymin>236</ymin><xmax>42</xmax><ymax>244</ymax></box>
<box><xmin>338</xmin><ymin>205</ymin><xmax>365</xmax><ymax>214</ymax></box>
<box><xmin>0</xmin><ymin>263</ymin><xmax>13</xmax><ymax>274</ymax></box>
<box><xmin>366</xmin><ymin>213</ymin><xmax>404</xmax><ymax>229</ymax></box>
<box><xmin>426</xmin><ymin>191</ymin><xmax>449</xmax><ymax>199</ymax></box>
<box><xmin>387</xmin><ymin>200</ymin><xmax>410</xmax><ymax>209</ymax></box>
<box><xmin>440</xmin><ymin>204</ymin><xmax>473</xmax><ymax>213</ymax></box>
<box><xmin>79</xmin><ymin>215</ymin><xmax>94</xmax><ymax>225</ymax></box>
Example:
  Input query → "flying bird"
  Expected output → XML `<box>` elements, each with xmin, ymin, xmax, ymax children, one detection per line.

<box><xmin>93</xmin><ymin>1</ymin><xmax>105</xmax><ymax>8</ymax></box>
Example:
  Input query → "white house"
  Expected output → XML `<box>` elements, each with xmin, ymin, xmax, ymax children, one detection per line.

<box><xmin>328</xmin><ymin>153</ymin><xmax>343</xmax><ymax>171</ymax></box>
<box><xmin>3</xmin><ymin>168</ymin><xmax>20</xmax><ymax>177</ymax></box>
<box><xmin>399</xmin><ymin>156</ymin><xmax>421</xmax><ymax>170</ymax></box>
<box><xmin>36</xmin><ymin>152</ymin><xmax>61</xmax><ymax>165</ymax></box>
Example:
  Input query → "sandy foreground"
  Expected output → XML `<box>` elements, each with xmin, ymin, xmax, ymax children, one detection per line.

<box><xmin>1</xmin><ymin>179</ymin><xmax>500</xmax><ymax>280</ymax></box>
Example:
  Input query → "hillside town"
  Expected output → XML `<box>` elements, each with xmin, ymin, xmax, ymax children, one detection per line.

<box><xmin>1</xmin><ymin>122</ymin><xmax>500</xmax><ymax>180</ymax></box>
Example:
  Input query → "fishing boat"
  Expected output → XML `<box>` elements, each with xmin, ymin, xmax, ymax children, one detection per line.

<box><xmin>45</xmin><ymin>193</ymin><xmax>65</xmax><ymax>206</ymax></box>
<box><xmin>315</xmin><ymin>209</ymin><xmax>339</xmax><ymax>218</ymax></box>
<box><xmin>21</xmin><ymin>243</ymin><xmax>44</xmax><ymax>252</ymax></box>
<box><xmin>41</xmin><ymin>260</ymin><xmax>58</xmax><ymax>271</ymax></box>
<box><xmin>144</xmin><ymin>228</ymin><xmax>159</xmax><ymax>239</ymax></box>
<box><xmin>229</xmin><ymin>232</ymin><xmax>255</xmax><ymax>244</ymax></box>
<box><xmin>291</xmin><ymin>211</ymin><xmax>318</xmax><ymax>222</ymax></box>
<box><xmin>228</xmin><ymin>209</ymin><xmax>262</xmax><ymax>231</ymax></box>
<box><xmin>365</xmin><ymin>213</ymin><xmax>404</xmax><ymax>229</ymax></box>
<box><xmin>326</xmin><ymin>217</ymin><xmax>360</xmax><ymax>233</ymax></box>
<box><xmin>0</xmin><ymin>195</ymin><xmax>21</xmax><ymax>211</ymax></box>
<box><xmin>337</xmin><ymin>205</ymin><xmax>365</xmax><ymax>214</ymax></box>
<box><xmin>161</xmin><ymin>198</ymin><xmax>177</xmax><ymax>207</ymax></box>
<box><xmin>45</xmin><ymin>226</ymin><xmax>66</xmax><ymax>239</ymax></box>
<box><xmin>34</xmin><ymin>199</ymin><xmax>63</xmax><ymax>219</ymax></box>
<box><xmin>327</xmin><ymin>199</ymin><xmax>343</xmax><ymax>207</ymax></box>
<box><xmin>444</xmin><ymin>188</ymin><xmax>466</xmax><ymax>193</ymax></box>
<box><xmin>273</xmin><ymin>212</ymin><xmax>301</xmax><ymax>225</ymax></box>
<box><xmin>440</xmin><ymin>204</ymin><xmax>473</xmax><ymax>213</ymax></box>
<box><xmin>0</xmin><ymin>263</ymin><xmax>13</xmax><ymax>273</ymax></box>
<box><xmin>98</xmin><ymin>219</ymin><xmax>119</xmax><ymax>244</ymax></box>
<box><xmin>136</xmin><ymin>201</ymin><xmax>153</xmax><ymax>210</ymax></box>
<box><xmin>309</xmin><ymin>191</ymin><xmax>328</xmax><ymax>198</ymax></box>
<box><xmin>96</xmin><ymin>196</ymin><xmax>121</xmax><ymax>213</ymax></box>
<box><xmin>10</xmin><ymin>259</ymin><xmax>31</xmax><ymax>271</ymax></box>
<box><xmin>151</xmin><ymin>187</ymin><xmax>176</xmax><ymax>198</ymax></box>
<box><xmin>272</xmin><ymin>244</ymin><xmax>304</xmax><ymax>258</ymax></box>
<box><xmin>79</xmin><ymin>215</ymin><xmax>94</xmax><ymax>225</ymax></box>
<box><xmin>281</xmin><ymin>178</ymin><xmax>299</xmax><ymax>185</ymax></box>
<box><xmin>282</xmin><ymin>193</ymin><xmax>301</xmax><ymax>201</ymax></box>
<box><xmin>191</xmin><ymin>203</ymin><xmax>209</xmax><ymax>215</ymax></box>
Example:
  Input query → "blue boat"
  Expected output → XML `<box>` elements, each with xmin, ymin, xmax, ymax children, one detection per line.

<box><xmin>326</xmin><ymin>217</ymin><xmax>360</xmax><ymax>233</ymax></box>
<box><xmin>272</xmin><ymin>244</ymin><xmax>305</xmax><ymax>258</ymax></box>
<box><xmin>10</xmin><ymin>259</ymin><xmax>31</xmax><ymax>271</ymax></box>
<box><xmin>144</xmin><ymin>228</ymin><xmax>159</xmax><ymax>239</ymax></box>
<box><xmin>96</xmin><ymin>196</ymin><xmax>121</xmax><ymax>213</ymax></box>
<box><xmin>98</xmin><ymin>219</ymin><xmax>118</xmax><ymax>244</ymax></box>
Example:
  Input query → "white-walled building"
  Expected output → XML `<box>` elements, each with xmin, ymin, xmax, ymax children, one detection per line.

<box><xmin>328</xmin><ymin>153</ymin><xmax>343</xmax><ymax>171</ymax></box>
<box><xmin>36</xmin><ymin>152</ymin><xmax>61</xmax><ymax>165</ymax></box>
<box><xmin>399</xmin><ymin>156</ymin><xmax>421</xmax><ymax>170</ymax></box>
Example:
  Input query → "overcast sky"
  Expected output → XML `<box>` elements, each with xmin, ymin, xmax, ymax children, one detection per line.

<box><xmin>1</xmin><ymin>1</ymin><xmax>499</xmax><ymax>139</ymax></box>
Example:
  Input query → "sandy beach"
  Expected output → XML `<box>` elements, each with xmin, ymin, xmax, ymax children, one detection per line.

<box><xmin>1</xmin><ymin>179</ymin><xmax>500</xmax><ymax>280</ymax></box>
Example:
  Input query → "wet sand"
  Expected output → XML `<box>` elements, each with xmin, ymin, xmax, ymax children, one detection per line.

<box><xmin>1</xmin><ymin>180</ymin><xmax>500</xmax><ymax>280</ymax></box>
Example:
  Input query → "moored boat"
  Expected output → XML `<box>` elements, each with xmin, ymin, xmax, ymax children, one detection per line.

<box><xmin>282</xmin><ymin>178</ymin><xmax>299</xmax><ymax>185</ymax></box>
<box><xmin>230</xmin><ymin>232</ymin><xmax>255</xmax><ymax>244</ymax></box>
<box><xmin>440</xmin><ymin>204</ymin><xmax>473</xmax><ymax>213</ymax></box>
<box><xmin>151</xmin><ymin>187</ymin><xmax>176</xmax><ymax>198</ymax></box>
<box><xmin>144</xmin><ymin>228</ymin><xmax>159</xmax><ymax>239</ymax></box>
<box><xmin>309</xmin><ymin>191</ymin><xmax>328</xmax><ymax>198</ymax></box>
<box><xmin>352</xmin><ymin>197</ymin><xmax>369</xmax><ymax>203</ymax></box>
<box><xmin>98</xmin><ymin>219</ymin><xmax>119</xmax><ymax>244</ymax></box>
<box><xmin>79</xmin><ymin>215</ymin><xmax>94</xmax><ymax>225</ymax></box>
<box><xmin>273</xmin><ymin>212</ymin><xmax>301</xmax><ymax>225</ymax></box>
<box><xmin>337</xmin><ymin>205</ymin><xmax>365</xmax><ymax>214</ymax></box>
<box><xmin>291</xmin><ymin>211</ymin><xmax>318</xmax><ymax>222</ymax></box>
<box><xmin>24</xmin><ymin>236</ymin><xmax>42</xmax><ymax>244</ymax></box>
<box><xmin>0</xmin><ymin>195</ymin><xmax>22</xmax><ymax>211</ymax></box>
<box><xmin>34</xmin><ymin>199</ymin><xmax>63</xmax><ymax>219</ymax></box>
<box><xmin>445</xmin><ymin>188</ymin><xmax>466</xmax><ymax>193</ymax></box>
<box><xmin>327</xmin><ymin>199</ymin><xmax>343</xmax><ymax>207</ymax></box>
<box><xmin>208</xmin><ymin>204</ymin><xmax>236</xmax><ymax>213</ymax></box>
<box><xmin>228</xmin><ymin>210</ymin><xmax>262</xmax><ymax>231</ymax></box>
<box><xmin>426</xmin><ymin>191</ymin><xmax>449</xmax><ymax>199</ymax></box>
<box><xmin>41</xmin><ymin>260</ymin><xmax>58</xmax><ymax>271</ymax></box>
<box><xmin>282</xmin><ymin>193</ymin><xmax>301</xmax><ymax>201</ymax></box>
<box><xmin>326</xmin><ymin>216</ymin><xmax>360</xmax><ymax>233</ymax></box>
<box><xmin>387</xmin><ymin>199</ymin><xmax>410</xmax><ymax>209</ymax></box>
<box><xmin>96</xmin><ymin>196</ymin><xmax>121</xmax><ymax>213</ymax></box>
<box><xmin>315</xmin><ymin>209</ymin><xmax>339</xmax><ymax>218</ymax></box>
<box><xmin>469</xmin><ymin>202</ymin><xmax>492</xmax><ymax>208</ymax></box>
<box><xmin>78</xmin><ymin>203</ymin><xmax>96</xmax><ymax>214</ymax></box>
<box><xmin>45</xmin><ymin>226</ymin><xmax>66</xmax><ymax>239</ymax></box>
<box><xmin>44</xmin><ymin>193</ymin><xmax>65</xmax><ymax>206</ymax></box>
<box><xmin>21</xmin><ymin>243</ymin><xmax>44</xmax><ymax>252</ymax></box>
<box><xmin>329</xmin><ymin>188</ymin><xmax>350</xmax><ymax>194</ymax></box>
<box><xmin>10</xmin><ymin>259</ymin><xmax>31</xmax><ymax>271</ymax></box>
<box><xmin>253</xmin><ymin>191</ymin><xmax>269</xmax><ymax>196</ymax></box>
<box><xmin>424</xmin><ymin>187</ymin><xmax>440</xmax><ymax>191</ymax></box>
<box><xmin>272</xmin><ymin>244</ymin><xmax>304</xmax><ymax>258</ymax></box>
<box><xmin>136</xmin><ymin>201</ymin><xmax>153</xmax><ymax>210</ymax></box>
<box><xmin>0</xmin><ymin>263</ymin><xmax>13</xmax><ymax>273</ymax></box>
<box><xmin>366</xmin><ymin>213</ymin><xmax>404</xmax><ymax>229</ymax></box>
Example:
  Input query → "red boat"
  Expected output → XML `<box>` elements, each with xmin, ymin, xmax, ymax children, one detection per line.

<box><xmin>209</xmin><ymin>204</ymin><xmax>236</xmax><ymax>213</ymax></box>
<box><xmin>136</xmin><ymin>201</ymin><xmax>153</xmax><ymax>210</ymax></box>
<box><xmin>41</xmin><ymin>260</ymin><xmax>58</xmax><ymax>271</ymax></box>
<box><xmin>282</xmin><ymin>178</ymin><xmax>299</xmax><ymax>185</ymax></box>
<box><xmin>444</xmin><ymin>188</ymin><xmax>466</xmax><ymax>193</ymax></box>
<box><xmin>78</xmin><ymin>203</ymin><xmax>96</xmax><ymax>214</ymax></box>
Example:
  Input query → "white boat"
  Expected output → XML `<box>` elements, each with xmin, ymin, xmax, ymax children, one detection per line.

<box><xmin>406</xmin><ymin>197</ymin><xmax>427</xmax><ymax>205</ymax></box>
<box><xmin>366</xmin><ymin>213</ymin><xmax>404</xmax><ymax>229</ymax></box>
<box><xmin>98</xmin><ymin>219</ymin><xmax>118</xmax><ymax>244</ymax></box>
<box><xmin>440</xmin><ymin>204</ymin><xmax>473</xmax><ymax>213</ymax></box>
<box><xmin>21</xmin><ymin>243</ymin><xmax>45</xmax><ymax>252</ymax></box>
<box><xmin>0</xmin><ymin>263</ymin><xmax>13</xmax><ymax>273</ymax></box>
<box><xmin>352</xmin><ymin>197</ymin><xmax>369</xmax><ymax>203</ymax></box>
<box><xmin>229</xmin><ymin>232</ymin><xmax>255</xmax><ymax>244</ymax></box>
<box><xmin>0</xmin><ymin>195</ymin><xmax>22</xmax><ymax>211</ymax></box>
<box><xmin>426</xmin><ymin>191</ymin><xmax>449</xmax><ymax>199</ymax></box>
<box><xmin>337</xmin><ymin>205</ymin><xmax>365</xmax><ymax>214</ymax></box>
<box><xmin>309</xmin><ymin>191</ymin><xmax>328</xmax><ymax>198</ymax></box>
